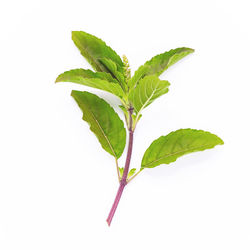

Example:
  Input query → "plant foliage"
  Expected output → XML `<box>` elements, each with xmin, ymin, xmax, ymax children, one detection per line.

<box><xmin>56</xmin><ymin>31</ymin><xmax>223</xmax><ymax>226</ymax></box>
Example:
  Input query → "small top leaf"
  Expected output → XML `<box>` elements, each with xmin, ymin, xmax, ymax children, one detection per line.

<box><xmin>118</xmin><ymin>168</ymin><xmax>136</xmax><ymax>179</ymax></box>
<box><xmin>119</xmin><ymin>167</ymin><xmax>124</xmax><ymax>177</ymax></box>
<box><xmin>128</xmin><ymin>75</ymin><xmax>170</xmax><ymax>114</ymax></box>
<box><xmin>71</xmin><ymin>91</ymin><xmax>126</xmax><ymax>159</ymax></box>
<box><xmin>127</xmin><ymin>168</ymin><xmax>136</xmax><ymax>178</ymax></box>
<box><xmin>128</xmin><ymin>47</ymin><xmax>194</xmax><ymax>88</ymax></box>
<box><xmin>99</xmin><ymin>58</ymin><xmax>126</xmax><ymax>89</ymax></box>
<box><xmin>72</xmin><ymin>31</ymin><xmax>123</xmax><ymax>72</ymax></box>
<box><xmin>141</xmin><ymin>129</ymin><xmax>224</xmax><ymax>169</ymax></box>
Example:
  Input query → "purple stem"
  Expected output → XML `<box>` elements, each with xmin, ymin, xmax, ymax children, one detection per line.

<box><xmin>106</xmin><ymin>108</ymin><xmax>134</xmax><ymax>226</ymax></box>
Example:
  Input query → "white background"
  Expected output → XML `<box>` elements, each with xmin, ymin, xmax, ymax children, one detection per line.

<box><xmin>1</xmin><ymin>0</ymin><xmax>250</xmax><ymax>249</ymax></box>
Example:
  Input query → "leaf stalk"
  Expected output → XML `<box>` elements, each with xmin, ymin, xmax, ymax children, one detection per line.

<box><xmin>127</xmin><ymin>169</ymin><xmax>143</xmax><ymax>184</ymax></box>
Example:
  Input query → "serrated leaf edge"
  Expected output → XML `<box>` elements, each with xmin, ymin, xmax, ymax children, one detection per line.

<box><xmin>141</xmin><ymin>129</ymin><xmax>224</xmax><ymax>169</ymax></box>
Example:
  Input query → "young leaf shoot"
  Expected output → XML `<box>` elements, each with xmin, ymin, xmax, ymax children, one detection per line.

<box><xmin>56</xmin><ymin>31</ymin><xmax>224</xmax><ymax>226</ymax></box>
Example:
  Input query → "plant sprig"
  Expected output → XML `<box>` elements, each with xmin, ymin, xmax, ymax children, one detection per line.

<box><xmin>56</xmin><ymin>31</ymin><xmax>224</xmax><ymax>226</ymax></box>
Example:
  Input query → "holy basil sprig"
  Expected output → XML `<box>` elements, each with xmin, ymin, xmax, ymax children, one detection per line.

<box><xmin>55</xmin><ymin>31</ymin><xmax>224</xmax><ymax>226</ymax></box>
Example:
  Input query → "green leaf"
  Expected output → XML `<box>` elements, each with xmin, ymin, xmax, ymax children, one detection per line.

<box><xmin>71</xmin><ymin>91</ymin><xmax>126</xmax><ymax>159</ymax></box>
<box><xmin>56</xmin><ymin>68</ymin><xmax>116</xmax><ymax>83</ymax></box>
<box><xmin>119</xmin><ymin>167</ymin><xmax>124</xmax><ymax>177</ymax></box>
<box><xmin>128</xmin><ymin>65</ymin><xmax>149</xmax><ymax>89</ymax></box>
<box><xmin>72</xmin><ymin>31</ymin><xmax>123</xmax><ymax>72</ymax></box>
<box><xmin>128</xmin><ymin>75</ymin><xmax>170</xmax><ymax>114</ymax></box>
<box><xmin>55</xmin><ymin>69</ymin><xmax>125</xmax><ymax>99</ymax></box>
<box><xmin>99</xmin><ymin>58</ymin><xmax>126</xmax><ymax>89</ymax></box>
<box><xmin>128</xmin><ymin>47</ymin><xmax>194</xmax><ymax>88</ymax></box>
<box><xmin>141</xmin><ymin>129</ymin><xmax>224</xmax><ymax>169</ymax></box>
<box><xmin>128</xmin><ymin>168</ymin><xmax>136</xmax><ymax>178</ymax></box>
<box><xmin>118</xmin><ymin>168</ymin><xmax>137</xmax><ymax>179</ymax></box>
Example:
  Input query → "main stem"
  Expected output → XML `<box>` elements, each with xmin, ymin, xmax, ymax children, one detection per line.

<box><xmin>106</xmin><ymin>107</ymin><xmax>134</xmax><ymax>226</ymax></box>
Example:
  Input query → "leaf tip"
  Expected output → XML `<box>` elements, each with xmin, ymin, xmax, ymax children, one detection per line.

<box><xmin>218</xmin><ymin>137</ymin><xmax>224</xmax><ymax>145</ymax></box>
<box><xmin>189</xmin><ymin>48</ymin><xmax>195</xmax><ymax>53</ymax></box>
<box><xmin>55</xmin><ymin>76</ymin><xmax>60</xmax><ymax>83</ymax></box>
<box><xmin>71</xmin><ymin>31</ymin><xmax>83</xmax><ymax>42</ymax></box>
<box><xmin>71</xmin><ymin>30</ymin><xmax>78</xmax><ymax>37</ymax></box>
<box><xmin>71</xmin><ymin>89</ymin><xmax>79</xmax><ymax>97</ymax></box>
